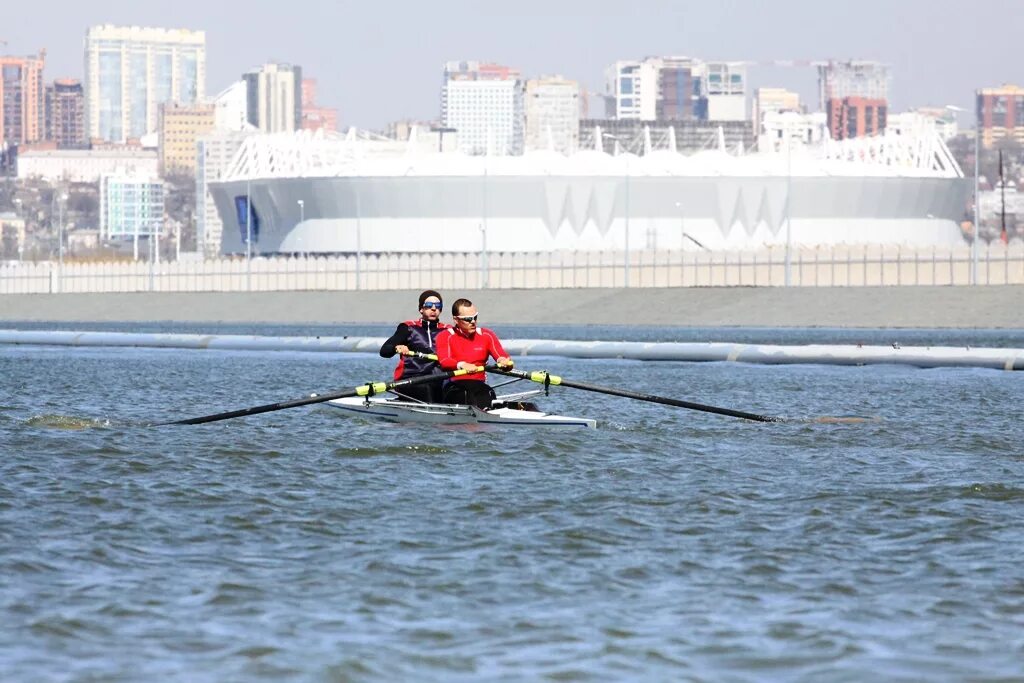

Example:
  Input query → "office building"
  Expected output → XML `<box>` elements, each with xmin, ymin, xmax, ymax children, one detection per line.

<box><xmin>0</xmin><ymin>51</ymin><xmax>47</xmax><ymax>151</ymax></box>
<box><xmin>606</xmin><ymin>57</ymin><xmax>746</xmax><ymax>122</ymax></box>
<box><xmin>100</xmin><ymin>171</ymin><xmax>165</xmax><ymax>240</ymax></box>
<box><xmin>159</xmin><ymin>101</ymin><xmax>215</xmax><ymax>175</ymax></box>
<box><xmin>818</xmin><ymin>60</ymin><xmax>889</xmax><ymax>139</ymax></box>
<box><xmin>212</xmin><ymin>81</ymin><xmax>248</xmax><ymax>132</ymax></box>
<box><xmin>46</xmin><ymin>78</ymin><xmax>86</xmax><ymax>148</ymax></box>
<box><xmin>300</xmin><ymin>79</ymin><xmax>338</xmax><ymax>132</ymax></box>
<box><xmin>442</xmin><ymin>62</ymin><xmax>523</xmax><ymax>155</ymax></box>
<box><xmin>976</xmin><ymin>84</ymin><xmax>1024</xmax><ymax>148</ymax></box>
<box><xmin>524</xmin><ymin>76</ymin><xmax>580</xmax><ymax>154</ymax></box>
<box><xmin>244</xmin><ymin>63</ymin><xmax>303</xmax><ymax>133</ymax></box>
<box><xmin>84</xmin><ymin>25</ymin><xmax>206</xmax><ymax>142</ymax></box>
<box><xmin>758</xmin><ymin>111</ymin><xmax>828</xmax><ymax>152</ymax></box>
<box><xmin>604</xmin><ymin>58</ymin><xmax>662</xmax><ymax>120</ymax></box>
<box><xmin>657</xmin><ymin>57</ymin><xmax>699</xmax><ymax>121</ymax></box>
<box><xmin>827</xmin><ymin>97</ymin><xmax>887</xmax><ymax>140</ymax></box>
<box><xmin>196</xmin><ymin>130</ymin><xmax>253</xmax><ymax>256</ymax></box>
<box><xmin>753</xmin><ymin>88</ymin><xmax>800</xmax><ymax>131</ymax></box>
<box><xmin>696</xmin><ymin>62</ymin><xmax>746</xmax><ymax>122</ymax></box>
<box><xmin>17</xmin><ymin>148</ymin><xmax>158</xmax><ymax>182</ymax></box>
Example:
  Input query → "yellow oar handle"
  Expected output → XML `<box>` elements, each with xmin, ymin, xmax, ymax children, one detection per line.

<box><xmin>401</xmin><ymin>351</ymin><xmax>513</xmax><ymax>371</ymax></box>
<box><xmin>356</xmin><ymin>365</ymin><xmax>481</xmax><ymax>395</ymax></box>
<box><xmin>400</xmin><ymin>350</ymin><xmax>439</xmax><ymax>361</ymax></box>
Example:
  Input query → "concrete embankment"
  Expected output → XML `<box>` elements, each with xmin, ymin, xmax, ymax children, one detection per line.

<box><xmin>1</xmin><ymin>286</ymin><xmax>1023</xmax><ymax>328</ymax></box>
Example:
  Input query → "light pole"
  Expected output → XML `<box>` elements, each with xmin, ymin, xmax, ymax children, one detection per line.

<box><xmin>602</xmin><ymin>132</ymin><xmax>631</xmax><ymax>287</ymax></box>
<box><xmin>481</xmin><ymin>162</ymin><xmax>490</xmax><ymax>288</ymax></box>
<box><xmin>296</xmin><ymin>199</ymin><xmax>305</xmax><ymax>257</ymax></box>
<box><xmin>57</xmin><ymin>192</ymin><xmax>68</xmax><ymax>291</ymax></box>
<box><xmin>971</xmin><ymin>107</ymin><xmax>980</xmax><ymax>285</ymax></box>
<box><xmin>944</xmin><ymin>104</ymin><xmax>976</xmax><ymax>284</ymax></box>
<box><xmin>12</xmin><ymin>197</ymin><xmax>21</xmax><ymax>261</ymax></box>
<box><xmin>354</xmin><ymin>185</ymin><xmax>362</xmax><ymax>290</ymax></box>
<box><xmin>786</xmin><ymin>132</ymin><xmax>794</xmax><ymax>286</ymax></box>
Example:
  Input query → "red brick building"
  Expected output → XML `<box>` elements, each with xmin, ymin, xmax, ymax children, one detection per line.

<box><xmin>827</xmin><ymin>97</ymin><xmax>887</xmax><ymax>140</ymax></box>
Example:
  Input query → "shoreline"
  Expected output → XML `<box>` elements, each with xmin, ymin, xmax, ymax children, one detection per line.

<box><xmin>1</xmin><ymin>286</ymin><xmax>1023</xmax><ymax>328</ymax></box>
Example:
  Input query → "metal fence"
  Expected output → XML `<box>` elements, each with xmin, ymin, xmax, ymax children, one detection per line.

<box><xmin>2</xmin><ymin>245</ymin><xmax>1023</xmax><ymax>294</ymax></box>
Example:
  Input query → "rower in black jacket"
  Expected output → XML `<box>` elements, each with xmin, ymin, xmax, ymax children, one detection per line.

<box><xmin>379</xmin><ymin>289</ymin><xmax>450</xmax><ymax>403</ymax></box>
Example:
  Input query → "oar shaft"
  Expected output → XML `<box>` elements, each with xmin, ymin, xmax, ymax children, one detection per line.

<box><xmin>161</xmin><ymin>366</ymin><xmax>490</xmax><ymax>426</ymax></box>
<box><xmin>494</xmin><ymin>368</ymin><xmax>781</xmax><ymax>423</ymax></box>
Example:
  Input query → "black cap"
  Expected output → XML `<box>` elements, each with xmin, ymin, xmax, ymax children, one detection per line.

<box><xmin>418</xmin><ymin>290</ymin><xmax>442</xmax><ymax>308</ymax></box>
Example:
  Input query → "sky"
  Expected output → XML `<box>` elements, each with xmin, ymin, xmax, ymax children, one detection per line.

<box><xmin>6</xmin><ymin>0</ymin><xmax>1023</xmax><ymax>130</ymax></box>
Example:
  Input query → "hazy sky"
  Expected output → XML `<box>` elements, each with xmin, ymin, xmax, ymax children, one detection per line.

<box><xmin>7</xmin><ymin>0</ymin><xmax>1023</xmax><ymax>129</ymax></box>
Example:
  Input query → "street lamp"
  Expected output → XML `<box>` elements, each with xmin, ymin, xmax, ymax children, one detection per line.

<box><xmin>602</xmin><ymin>132</ymin><xmax>631</xmax><ymax>287</ymax></box>
<box><xmin>782</xmin><ymin>131</ymin><xmax>794</xmax><ymax>287</ymax></box>
<box><xmin>56</xmin><ymin>192</ymin><xmax>68</xmax><ymax>264</ymax></box>
<box><xmin>946</xmin><ymin>104</ymin><xmax>978</xmax><ymax>285</ymax></box>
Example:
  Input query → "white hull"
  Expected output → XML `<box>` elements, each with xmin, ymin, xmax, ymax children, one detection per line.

<box><xmin>327</xmin><ymin>396</ymin><xmax>597</xmax><ymax>428</ymax></box>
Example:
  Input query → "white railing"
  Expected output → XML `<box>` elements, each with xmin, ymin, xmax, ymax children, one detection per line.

<box><xmin>1</xmin><ymin>245</ymin><xmax>1023</xmax><ymax>294</ymax></box>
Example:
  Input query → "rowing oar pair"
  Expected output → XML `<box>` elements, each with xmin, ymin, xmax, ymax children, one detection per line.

<box><xmin>160</xmin><ymin>353</ymin><xmax>870</xmax><ymax>426</ymax></box>
<box><xmin>398</xmin><ymin>351</ymin><xmax>870</xmax><ymax>425</ymax></box>
<box><xmin>155</xmin><ymin>365</ymin><xmax>495</xmax><ymax>426</ymax></box>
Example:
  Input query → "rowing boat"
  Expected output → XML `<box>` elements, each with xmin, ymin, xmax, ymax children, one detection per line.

<box><xmin>326</xmin><ymin>389</ymin><xmax>597</xmax><ymax>428</ymax></box>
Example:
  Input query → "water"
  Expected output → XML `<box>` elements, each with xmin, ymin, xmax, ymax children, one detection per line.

<box><xmin>2</xmin><ymin>325</ymin><xmax>1023</xmax><ymax>681</ymax></box>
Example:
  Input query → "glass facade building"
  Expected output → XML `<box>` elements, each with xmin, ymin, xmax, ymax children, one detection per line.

<box><xmin>100</xmin><ymin>173</ymin><xmax>165</xmax><ymax>239</ymax></box>
<box><xmin>85</xmin><ymin>25</ymin><xmax>206</xmax><ymax>143</ymax></box>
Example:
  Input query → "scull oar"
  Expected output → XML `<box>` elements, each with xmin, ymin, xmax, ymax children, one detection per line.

<box><xmin>157</xmin><ymin>365</ymin><xmax>492</xmax><ymax>426</ymax></box>
<box><xmin>401</xmin><ymin>351</ymin><xmax>870</xmax><ymax>424</ymax></box>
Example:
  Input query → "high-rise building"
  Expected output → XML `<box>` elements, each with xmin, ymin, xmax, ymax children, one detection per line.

<box><xmin>976</xmin><ymin>84</ymin><xmax>1024</xmax><ymax>149</ymax></box>
<box><xmin>158</xmin><ymin>101</ymin><xmax>215</xmax><ymax>176</ymax></box>
<box><xmin>213</xmin><ymin>81</ymin><xmax>248</xmax><ymax>132</ymax></box>
<box><xmin>99</xmin><ymin>171</ymin><xmax>165</xmax><ymax>240</ymax></box>
<box><xmin>196</xmin><ymin>130</ymin><xmax>253</xmax><ymax>257</ymax></box>
<box><xmin>84</xmin><ymin>25</ymin><xmax>206</xmax><ymax>143</ymax></box>
<box><xmin>604</xmin><ymin>58</ymin><xmax>662</xmax><ymax>120</ymax></box>
<box><xmin>441</xmin><ymin>61</ymin><xmax>521</xmax><ymax>124</ymax></box>
<box><xmin>818</xmin><ymin>60</ymin><xmax>888</xmax><ymax>139</ymax></box>
<box><xmin>47</xmin><ymin>78</ymin><xmax>86</xmax><ymax>148</ymax></box>
<box><xmin>524</xmin><ymin>76</ymin><xmax>580</xmax><ymax>155</ymax></box>
<box><xmin>606</xmin><ymin>57</ymin><xmax>747</xmax><ymax>123</ymax></box>
<box><xmin>0</xmin><ymin>51</ymin><xmax>47</xmax><ymax>151</ymax></box>
<box><xmin>657</xmin><ymin>57</ymin><xmax>699</xmax><ymax>121</ymax></box>
<box><xmin>442</xmin><ymin>62</ymin><xmax>523</xmax><ymax>155</ymax></box>
<box><xmin>243</xmin><ymin>64</ymin><xmax>303</xmax><ymax>133</ymax></box>
<box><xmin>300</xmin><ymin>79</ymin><xmax>338</xmax><ymax>133</ymax></box>
<box><xmin>818</xmin><ymin>60</ymin><xmax>889</xmax><ymax>108</ymax></box>
<box><xmin>827</xmin><ymin>97</ymin><xmax>887</xmax><ymax>140</ymax></box>
<box><xmin>697</xmin><ymin>62</ymin><xmax>747</xmax><ymax>122</ymax></box>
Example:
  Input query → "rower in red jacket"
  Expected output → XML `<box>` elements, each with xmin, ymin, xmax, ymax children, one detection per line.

<box><xmin>435</xmin><ymin>298</ymin><xmax>514</xmax><ymax>409</ymax></box>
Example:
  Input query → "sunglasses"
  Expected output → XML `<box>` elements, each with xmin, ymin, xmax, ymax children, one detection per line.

<box><xmin>454</xmin><ymin>314</ymin><xmax>479</xmax><ymax>323</ymax></box>
<box><xmin>421</xmin><ymin>302</ymin><xmax>443</xmax><ymax>310</ymax></box>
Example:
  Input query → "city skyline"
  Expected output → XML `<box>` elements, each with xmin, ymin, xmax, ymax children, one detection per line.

<box><xmin>6</xmin><ymin>0</ymin><xmax>1023</xmax><ymax>131</ymax></box>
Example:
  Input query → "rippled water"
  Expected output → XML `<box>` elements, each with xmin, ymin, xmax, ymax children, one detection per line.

<box><xmin>2</xmin><ymin>326</ymin><xmax>1023</xmax><ymax>680</ymax></box>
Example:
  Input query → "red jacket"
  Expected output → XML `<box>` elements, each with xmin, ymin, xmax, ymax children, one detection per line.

<box><xmin>436</xmin><ymin>326</ymin><xmax>509</xmax><ymax>381</ymax></box>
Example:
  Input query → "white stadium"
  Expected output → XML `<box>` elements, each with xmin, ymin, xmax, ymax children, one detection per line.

<box><xmin>208</xmin><ymin>126</ymin><xmax>970</xmax><ymax>256</ymax></box>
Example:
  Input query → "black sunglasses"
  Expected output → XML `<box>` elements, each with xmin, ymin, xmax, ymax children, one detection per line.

<box><xmin>421</xmin><ymin>302</ymin><xmax>443</xmax><ymax>310</ymax></box>
<box><xmin>454</xmin><ymin>314</ymin><xmax>478</xmax><ymax>323</ymax></box>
